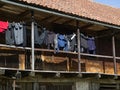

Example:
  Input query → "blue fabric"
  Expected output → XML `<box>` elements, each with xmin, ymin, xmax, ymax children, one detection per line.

<box><xmin>58</xmin><ymin>34</ymin><xmax>67</xmax><ymax>48</ymax></box>
<box><xmin>87</xmin><ymin>37</ymin><xmax>96</xmax><ymax>53</ymax></box>
<box><xmin>58</xmin><ymin>34</ymin><xmax>66</xmax><ymax>47</ymax></box>
<box><xmin>54</xmin><ymin>34</ymin><xmax>68</xmax><ymax>53</ymax></box>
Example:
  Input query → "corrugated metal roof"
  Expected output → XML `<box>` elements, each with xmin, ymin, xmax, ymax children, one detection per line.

<box><xmin>18</xmin><ymin>0</ymin><xmax>120</xmax><ymax>26</ymax></box>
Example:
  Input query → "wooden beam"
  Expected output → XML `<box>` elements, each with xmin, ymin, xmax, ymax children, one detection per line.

<box><xmin>81</xmin><ymin>73</ymin><xmax>100</xmax><ymax>78</ymax></box>
<box><xmin>18</xmin><ymin>10</ymin><xmax>30</xmax><ymax>17</ymax></box>
<box><xmin>99</xmin><ymin>74</ymin><xmax>115</xmax><ymax>79</ymax></box>
<box><xmin>40</xmin><ymin>15</ymin><xmax>53</xmax><ymax>22</ymax></box>
<box><xmin>62</xmin><ymin>19</ymin><xmax>73</xmax><ymax>24</ymax></box>
<box><xmin>0</xmin><ymin>3</ymin><xmax>5</xmax><ymax>8</ymax></box>
<box><xmin>0</xmin><ymin>10</ymin><xmax>18</xmax><ymax>20</ymax></box>
<box><xmin>50</xmin><ymin>17</ymin><xmax>61</xmax><ymax>23</ymax></box>
<box><xmin>97</xmin><ymin>29</ymin><xmax>113</xmax><ymax>37</ymax></box>
<box><xmin>80</xmin><ymin>23</ymin><xmax>93</xmax><ymax>29</ymax></box>
<box><xmin>0</xmin><ymin>44</ymin><xmax>119</xmax><ymax>60</ymax></box>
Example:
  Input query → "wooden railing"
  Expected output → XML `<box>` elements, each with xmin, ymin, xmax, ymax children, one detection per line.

<box><xmin>0</xmin><ymin>44</ymin><xmax>119</xmax><ymax>75</ymax></box>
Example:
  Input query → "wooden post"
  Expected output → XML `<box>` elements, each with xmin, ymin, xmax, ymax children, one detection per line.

<box><xmin>41</xmin><ymin>52</ymin><xmax>45</xmax><ymax>70</ymax></box>
<box><xmin>76</xmin><ymin>21</ymin><xmax>81</xmax><ymax>73</ymax></box>
<box><xmin>76</xmin><ymin>81</ymin><xmax>89</xmax><ymax>90</ymax></box>
<box><xmin>33</xmin><ymin>82</ymin><xmax>39</xmax><ymax>90</ymax></box>
<box><xmin>116</xmin><ymin>83</ymin><xmax>120</xmax><ymax>90</ymax></box>
<box><xmin>66</xmin><ymin>56</ymin><xmax>70</xmax><ymax>71</ymax></box>
<box><xmin>112</xmin><ymin>35</ymin><xmax>117</xmax><ymax>75</ymax></box>
<box><xmin>31</xmin><ymin>11</ymin><xmax>35</xmax><ymax>71</ymax></box>
<box><xmin>13</xmin><ymin>80</ymin><xmax>16</xmax><ymax>90</ymax></box>
<box><xmin>19</xmin><ymin>54</ymin><xmax>25</xmax><ymax>70</ymax></box>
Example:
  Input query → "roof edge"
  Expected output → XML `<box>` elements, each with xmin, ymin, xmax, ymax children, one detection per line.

<box><xmin>1</xmin><ymin>0</ymin><xmax>120</xmax><ymax>29</ymax></box>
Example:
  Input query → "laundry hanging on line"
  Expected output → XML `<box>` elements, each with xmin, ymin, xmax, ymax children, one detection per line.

<box><xmin>5</xmin><ymin>22</ymin><xmax>26</xmax><ymax>46</ymax></box>
<box><xmin>1</xmin><ymin>21</ymin><xmax>96</xmax><ymax>54</ymax></box>
<box><xmin>80</xmin><ymin>33</ymin><xmax>96</xmax><ymax>54</ymax></box>
<box><xmin>34</xmin><ymin>23</ymin><xmax>47</xmax><ymax>46</ymax></box>
<box><xmin>0</xmin><ymin>21</ymin><xmax>8</xmax><ymax>33</ymax></box>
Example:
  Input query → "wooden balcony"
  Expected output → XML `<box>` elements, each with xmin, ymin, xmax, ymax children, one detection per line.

<box><xmin>0</xmin><ymin>44</ymin><xmax>120</xmax><ymax>78</ymax></box>
<box><xmin>0</xmin><ymin>0</ymin><xmax>120</xmax><ymax>79</ymax></box>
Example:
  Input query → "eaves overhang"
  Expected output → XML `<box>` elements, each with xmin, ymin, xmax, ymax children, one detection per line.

<box><xmin>0</xmin><ymin>0</ymin><xmax>120</xmax><ymax>30</ymax></box>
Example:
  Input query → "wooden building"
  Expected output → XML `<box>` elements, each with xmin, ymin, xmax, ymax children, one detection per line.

<box><xmin>0</xmin><ymin>0</ymin><xmax>120</xmax><ymax>90</ymax></box>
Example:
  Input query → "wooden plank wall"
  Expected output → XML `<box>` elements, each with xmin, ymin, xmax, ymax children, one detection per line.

<box><xmin>41</xmin><ymin>52</ymin><xmax>120</xmax><ymax>75</ymax></box>
<box><xmin>117</xmin><ymin>62</ymin><xmax>120</xmax><ymax>74</ymax></box>
<box><xmin>19</xmin><ymin>54</ymin><xmax>25</xmax><ymax>70</ymax></box>
<box><xmin>85</xmin><ymin>59</ymin><xmax>103</xmax><ymax>73</ymax></box>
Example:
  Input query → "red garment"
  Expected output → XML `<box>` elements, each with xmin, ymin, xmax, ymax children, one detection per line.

<box><xmin>0</xmin><ymin>21</ymin><xmax>8</xmax><ymax>32</ymax></box>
